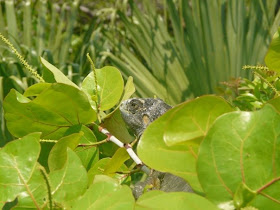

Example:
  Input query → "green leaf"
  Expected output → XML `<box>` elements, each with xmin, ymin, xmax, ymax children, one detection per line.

<box><xmin>48</xmin><ymin>132</ymin><xmax>83</xmax><ymax>171</ymax></box>
<box><xmin>82</xmin><ymin>66</ymin><xmax>124</xmax><ymax>111</ymax></box>
<box><xmin>163</xmin><ymin>96</ymin><xmax>234</xmax><ymax>146</ymax></box>
<box><xmin>268</xmin><ymin>96</ymin><xmax>280</xmax><ymax>112</ymax></box>
<box><xmin>103</xmin><ymin>148</ymin><xmax>130</xmax><ymax>175</ymax></box>
<box><xmin>122</xmin><ymin>76</ymin><xmax>135</xmax><ymax>101</ymax></box>
<box><xmin>265</xmin><ymin>28</ymin><xmax>280</xmax><ymax>72</ymax></box>
<box><xmin>65</xmin><ymin>125</ymin><xmax>99</xmax><ymax>170</ymax></box>
<box><xmin>3</xmin><ymin>83</ymin><xmax>96</xmax><ymax>139</ymax></box>
<box><xmin>102</xmin><ymin>109</ymin><xmax>134</xmax><ymax>143</ymax></box>
<box><xmin>135</xmin><ymin>191</ymin><xmax>218</xmax><ymax>210</ymax></box>
<box><xmin>234</xmin><ymin>182</ymin><xmax>257</xmax><ymax>209</ymax></box>
<box><xmin>71</xmin><ymin>175</ymin><xmax>134</xmax><ymax>210</ymax></box>
<box><xmin>88</xmin><ymin>158</ymin><xmax>130</xmax><ymax>185</ymax></box>
<box><xmin>13</xmin><ymin>164</ymin><xmax>48</xmax><ymax>209</ymax></box>
<box><xmin>0</xmin><ymin>133</ymin><xmax>42</xmax><ymax>208</ymax></box>
<box><xmin>49</xmin><ymin>148</ymin><xmax>88</xmax><ymax>203</ymax></box>
<box><xmin>138</xmin><ymin>112</ymin><xmax>202</xmax><ymax>192</ymax></box>
<box><xmin>40</xmin><ymin>57</ymin><xmax>78</xmax><ymax>88</ymax></box>
<box><xmin>197</xmin><ymin>105</ymin><xmax>280</xmax><ymax>209</ymax></box>
<box><xmin>137</xmin><ymin>96</ymin><xmax>232</xmax><ymax>192</ymax></box>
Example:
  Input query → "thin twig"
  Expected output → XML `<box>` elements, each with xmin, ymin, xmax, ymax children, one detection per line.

<box><xmin>97</xmin><ymin>124</ymin><xmax>151</xmax><ymax>174</ymax></box>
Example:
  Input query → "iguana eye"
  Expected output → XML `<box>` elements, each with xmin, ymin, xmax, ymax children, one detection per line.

<box><xmin>128</xmin><ymin>99</ymin><xmax>143</xmax><ymax>113</ymax></box>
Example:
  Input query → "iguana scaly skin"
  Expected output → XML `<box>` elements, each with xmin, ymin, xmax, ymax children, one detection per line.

<box><xmin>120</xmin><ymin>98</ymin><xmax>172</xmax><ymax>137</ymax></box>
<box><xmin>120</xmin><ymin>98</ymin><xmax>193</xmax><ymax>199</ymax></box>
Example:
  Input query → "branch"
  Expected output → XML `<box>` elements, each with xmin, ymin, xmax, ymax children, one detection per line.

<box><xmin>97</xmin><ymin>125</ymin><xmax>151</xmax><ymax>174</ymax></box>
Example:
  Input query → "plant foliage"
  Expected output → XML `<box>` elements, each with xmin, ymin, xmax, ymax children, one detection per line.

<box><xmin>2</xmin><ymin>4</ymin><xmax>280</xmax><ymax>210</ymax></box>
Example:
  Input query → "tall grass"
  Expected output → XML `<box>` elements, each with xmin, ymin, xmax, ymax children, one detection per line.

<box><xmin>105</xmin><ymin>0</ymin><xmax>280</xmax><ymax>104</ymax></box>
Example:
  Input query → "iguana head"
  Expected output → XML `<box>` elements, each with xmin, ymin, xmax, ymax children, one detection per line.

<box><xmin>119</xmin><ymin>98</ymin><xmax>172</xmax><ymax>136</ymax></box>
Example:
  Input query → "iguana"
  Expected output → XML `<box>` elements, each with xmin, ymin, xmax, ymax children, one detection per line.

<box><xmin>120</xmin><ymin>98</ymin><xmax>193</xmax><ymax>199</ymax></box>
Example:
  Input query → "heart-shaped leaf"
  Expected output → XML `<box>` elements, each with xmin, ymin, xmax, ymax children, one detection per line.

<box><xmin>4</xmin><ymin>83</ymin><xmax>96</xmax><ymax>139</ymax></box>
<box><xmin>197</xmin><ymin>105</ymin><xmax>280</xmax><ymax>209</ymax></box>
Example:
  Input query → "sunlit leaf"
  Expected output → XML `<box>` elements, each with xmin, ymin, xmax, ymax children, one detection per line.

<box><xmin>65</xmin><ymin>124</ymin><xmax>99</xmax><ymax>170</ymax></box>
<box><xmin>14</xmin><ymin>164</ymin><xmax>48</xmax><ymax>209</ymax></box>
<box><xmin>197</xmin><ymin>105</ymin><xmax>280</xmax><ymax>209</ymax></box>
<box><xmin>0</xmin><ymin>133</ymin><xmax>42</xmax><ymax>208</ymax></box>
<box><xmin>88</xmin><ymin>158</ymin><xmax>130</xmax><ymax>185</ymax></box>
<box><xmin>138</xmin><ymin>112</ymin><xmax>202</xmax><ymax>192</ymax></box>
<box><xmin>71</xmin><ymin>175</ymin><xmax>134</xmax><ymax>209</ymax></box>
<box><xmin>40</xmin><ymin>57</ymin><xmax>78</xmax><ymax>88</ymax></box>
<box><xmin>49</xmin><ymin>148</ymin><xmax>88</xmax><ymax>203</ymax></box>
<box><xmin>163</xmin><ymin>96</ymin><xmax>234</xmax><ymax>146</ymax></box>
<box><xmin>3</xmin><ymin>83</ymin><xmax>96</xmax><ymax>139</ymax></box>
<box><xmin>265</xmin><ymin>28</ymin><xmax>280</xmax><ymax>72</ymax></box>
<box><xmin>135</xmin><ymin>191</ymin><xmax>218</xmax><ymax>210</ymax></box>
<box><xmin>48</xmin><ymin>132</ymin><xmax>83</xmax><ymax>171</ymax></box>
<box><xmin>82</xmin><ymin>66</ymin><xmax>124</xmax><ymax>111</ymax></box>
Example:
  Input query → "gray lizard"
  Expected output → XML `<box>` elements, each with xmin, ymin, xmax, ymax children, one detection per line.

<box><xmin>120</xmin><ymin>98</ymin><xmax>193</xmax><ymax>199</ymax></box>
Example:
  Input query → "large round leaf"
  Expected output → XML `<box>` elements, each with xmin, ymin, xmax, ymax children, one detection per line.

<box><xmin>163</xmin><ymin>95</ymin><xmax>234</xmax><ymax>146</ymax></box>
<box><xmin>197</xmin><ymin>105</ymin><xmax>280</xmax><ymax>209</ymax></box>
<box><xmin>82</xmin><ymin>66</ymin><xmax>124</xmax><ymax>111</ymax></box>
<box><xmin>3</xmin><ymin>83</ymin><xmax>96</xmax><ymax>139</ymax></box>
<box><xmin>138</xmin><ymin>111</ymin><xmax>202</xmax><ymax>192</ymax></box>
<box><xmin>138</xmin><ymin>96</ymin><xmax>233</xmax><ymax>192</ymax></box>
<box><xmin>0</xmin><ymin>133</ymin><xmax>42</xmax><ymax>208</ymax></box>
<box><xmin>135</xmin><ymin>191</ymin><xmax>218</xmax><ymax>210</ymax></box>
<box><xmin>48</xmin><ymin>132</ymin><xmax>83</xmax><ymax>171</ymax></box>
<box><xmin>49</xmin><ymin>148</ymin><xmax>88</xmax><ymax>203</ymax></box>
<box><xmin>65</xmin><ymin>125</ymin><xmax>99</xmax><ymax>171</ymax></box>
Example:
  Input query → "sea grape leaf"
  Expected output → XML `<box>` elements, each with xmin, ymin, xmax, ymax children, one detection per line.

<box><xmin>268</xmin><ymin>96</ymin><xmax>280</xmax><ymax>113</ymax></box>
<box><xmin>88</xmin><ymin>158</ymin><xmax>130</xmax><ymax>185</ymax></box>
<box><xmin>135</xmin><ymin>191</ymin><xmax>218</xmax><ymax>210</ymax></box>
<box><xmin>103</xmin><ymin>148</ymin><xmax>130</xmax><ymax>175</ymax></box>
<box><xmin>138</xmin><ymin>111</ymin><xmax>202</xmax><ymax>192</ymax></box>
<box><xmin>48</xmin><ymin>132</ymin><xmax>83</xmax><ymax>171</ymax></box>
<box><xmin>82</xmin><ymin>66</ymin><xmax>124</xmax><ymax>111</ymax></box>
<box><xmin>40</xmin><ymin>57</ymin><xmax>79</xmax><ymax>88</ymax></box>
<box><xmin>163</xmin><ymin>95</ymin><xmax>234</xmax><ymax>146</ymax></box>
<box><xmin>13</xmin><ymin>164</ymin><xmax>48</xmax><ymax>209</ymax></box>
<box><xmin>49</xmin><ymin>148</ymin><xmax>88</xmax><ymax>203</ymax></box>
<box><xmin>233</xmin><ymin>182</ymin><xmax>257</xmax><ymax>209</ymax></box>
<box><xmin>121</xmin><ymin>76</ymin><xmax>135</xmax><ymax>101</ymax></box>
<box><xmin>71</xmin><ymin>175</ymin><xmax>134</xmax><ymax>210</ymax></box>
<box><xmin>265</xmin><ymin>28</ymin><xmax>280</xmax><ymax>72</ymax></box>
<box><xmin>197</xmin><ymin>105</ymin><xmax>280</xmax><ymax>209</ymax></box>
<box><xmin>0</xmin><ymin>133</ymin><xmax>41</xmax><ymax>207</ymax></box>
<box><xmin>65</xmin><ymin>125</ymin><xmax>99</xmax><ymax>170</ymax></box>
<box><xmin>3</xmin><ymin>83</ymin><xmax>96</xmax><ymax>139</ymax></box>
<box><xmin>102</xmin><ymin>109</ymin><xmax>134</xmax><ymax>143</ymax></box>
<box><xmin>103</xmin><ymin>76</ymin><xmax>135</xmax><ymax>119</ymax></box>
